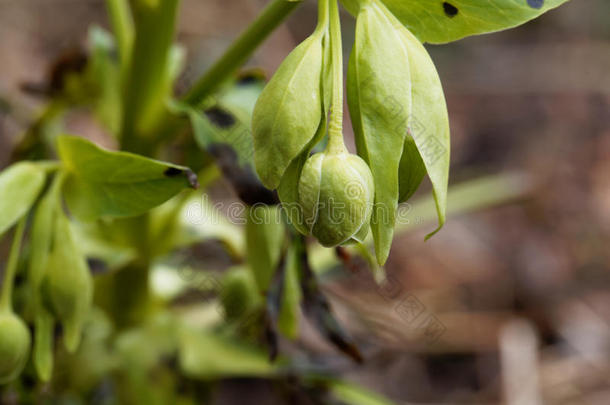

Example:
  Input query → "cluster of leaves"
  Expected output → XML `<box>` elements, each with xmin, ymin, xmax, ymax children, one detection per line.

<box><xmin>252</xmin><ymin>0</ymin><xmax>568</xmax><ymax>264</ymax></box>
<box><xmin>0</xmin><ymin>0</ymin><xmax>568</xmax><ymax>402</ymax></box>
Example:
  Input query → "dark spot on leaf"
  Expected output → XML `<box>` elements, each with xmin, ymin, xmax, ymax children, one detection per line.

<box><xmin>527</xmin><ymin>0</ymin><xmax>544</xmax><ymax>9</ymax></box>
<box><xmin>184</xmin><ymin>169</ymin><xmax>199</xmax><ymax>189</ymax></box>
<box><xmin>208</xmin><ymin>143</ymin><xmax>279</xmax><ymax>206</ymax></box>
<box><xmin>443</xmin><ymin>2</ymin><xmax>458</xmax><ymax>17</ymax></box>
<box><xmin>164</xmin><ymin>167</ymin><xmax>183</xmax><ymax>177</ymax></box>
<box><xmin>164</xmin><ymin>167</ymin><xmax>199</xmax><ymax>188</ymax></box>
<box><xmin>204</xmin><ymin>107</ymin><xmax>236</xmax><ymax>129</ymax></box>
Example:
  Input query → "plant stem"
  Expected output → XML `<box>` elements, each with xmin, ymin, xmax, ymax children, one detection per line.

<box><xmin>120</xmin><ymin>0</ymin><xmax>180</xmax><ymax>153</ymax></box>
<box><xmin>182</xmin><ymin>0</ymin><xmax>301</xmax><ymax>106</ymax></box>
<box><xmin>95</xmin><ymin>214</ymin><xmax>152</xmax><ymax>329</ymax></box>
<box><xmin>326</xmin><ymin>0</ymin><xmax>347</xmax><ymax>155</ymax></box>
<box><xmin>314</xmin><ymin>0</ymin><xmax>330</xmax><ymax>35</ymax></box>
<box><xmin>0</xmin><ymin>218</ymin><xmax>27</xmax><ymax>313</ymax></box>
<box><xmin>105</xmin><ymin>0</ymin><xmax>133</xmax><ymax>70</ymax></box>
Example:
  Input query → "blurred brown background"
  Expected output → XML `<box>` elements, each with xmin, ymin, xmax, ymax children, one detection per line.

<box><xmin>1</xmin><ymin>0</ymin><xmax>609</xmax><ymax>403</ymax></box>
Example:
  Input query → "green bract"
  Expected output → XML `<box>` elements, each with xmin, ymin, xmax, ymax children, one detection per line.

<box><xmin>252</xmin><ymin>33</ymin><xmax>324</xmax><ymax>189</ymax></box>
<box><xmin>389</xmin><ymin>9</ymin><xmax>450</xmax><ymax>238</ymax></box>
<box><xmin>29</xmin><ymin>176</ymin><xmax>61</xmax><ymax>381</ymax></box>
<box><xmin>297</xmin><ymin>152</ymin><xmax>374</xmax><ymax>247</ymax></box>
<box><xmin>0</xmin><ymin>312</ymin><xmax>31</xmax><ymax>384</ymax></box>
<box><xmin>45</xmin><ymin>211</ymin><xmax>93</xmax><ymax>353</ymax></box>
<box><xmin>347</xmin><ymin>2</ymin><xmax>412</xmax><ymax>264</ymax></box>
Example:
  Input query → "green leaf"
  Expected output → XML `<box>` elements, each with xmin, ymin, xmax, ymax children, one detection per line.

<box><xmin>33</xmin><ymin>309</ymin><xmax>55</xmax><ymax>381</ymax></box>
<box><xmin>57</xmin><ymin>135</ymin><xmax>198</xmax><ymax>221</ymax></box>
<box><xmin>252</xmin><ymin>33</ymin><xmax>324</xmax><ymax>188</ymax></box>
<box><xmin>327</xmin><ymin>379</ymin><xmax>396</xmax><ymax>405</ymax></box>
<box><xmin>278</xmin><ymin>113</ymin><xmax>327</xmax><ymax>235</ymax></box>
<box><xmin>70</xmin><ymin>220</ymin><xmax>138</xmax><ymax>272</ymax></box>
<box><xmin>398</xmin><ymin>139</ymin><xmax>426</xmax><ymax>203</ymax></box>
<box><xmin>45</xmin><ymin>207</ymin><xmax>94</xmax><ymax>353</ymax></box>
<box><xmin>347</xmin><ymin>3</ymin><xmax>411</xmax><ymax>264</ymax></box>
<box><xmin>28</xmin><ymin>176</ymin><xmax>60</xmax><ymax>380</ymax></box>
<box><xmin>388</xmin><ymin>12</ymin><xmax>450</xmax><ymax>239</ymax></box>
<box><xmin>169</xmin><ymin>100</ymin><xmax>254</xmax><ymax>167</ymax></box>
<box><xmin>282</xmin><ymin>31</ymin><xmax>332</xmax><ymax>231</ymax></box>
<box><xmin>245</xmin><ymin>205</ymin><xmax>285</xmax><ymax>292</ymax></box>
<box><xmin>341</xmin><ymin>0</ymin><xmax>570</xmax><ymax>44</ymax></box>
<box><xmin>179</xmin><ymin>328</ymin><xmax>277</xmax><ymax>379</ymax></box>
<box><xmin>28</xmin><ymin>174</ymin><xmax>61</xmax><ymax>290</ymax></box>
<box><xmin>278</xmin><ymin>244</ymin><xmax>301</xmax><ymax>339</ymax></box>
<box><xmin>217</xmin><ymin>73</ymin><xmax>266</xmax><ymax>115</ymax></box>
<box><xmin>0</xmin><ymin>162</ymin><xmax>45</xmax><ymax>235</ymax></box>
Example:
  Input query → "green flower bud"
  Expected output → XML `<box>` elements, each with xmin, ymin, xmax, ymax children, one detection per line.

<box><xmin>220</xmin><ymin>268</ymin><xmax>259</xmax><ymax>321</ymax></box>
<box><xmin>297</xmin><ymin>152</ymin><xmax>374</xmax><ymax>247</ymax></box>
<box><xmin>0</xmin><ymin>312</ymin><xmax>31</xmax><ymax>384</ymax></box>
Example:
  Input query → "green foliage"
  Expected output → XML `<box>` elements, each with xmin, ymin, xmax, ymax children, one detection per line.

<box><xmin>0</xmin><ymin>0</ymin><xmax>568</xmax><ymax>399</ymax></box>
<box><xmin>340</xmin><ymin>0</ymin><xmax>570</xmax><ymax>44</ymax></box>
<box><xmin>326</xmin><ymin>378</ymin><xmax>396</xmax><ymax>405</ymax></box>
<box><xmin>45</xmin><ymin>207</ymin><xmax>93</xmax><ymax>352</ymax></box>
<box><xmin>252</xmin><ymin>33</ymin><xmax>325</xmax><ymax>188</ymax></box>
<box><xmin>391</xmin><ymin>12</ymin><xmax>450</xmax><ymax>238</ymax></box>
<box><xmin>277</xmin><ymin>243</ymin><xmax>302</xmax><ymax>339</ymax></box>
<box><xmin>0</xmin><ymin>162</ymin><xmax>45</xmax><ymax>236</ymax></box>
<box><xmin>33</xmin><ymin>310</ymin><xmax>55</xmax><ymax>381</ymax></box>
<box><xmin>220</xmin><ymin>267</ymin><xmax>261</xmax><ymax>320</ymax></box>
<box><xmin>179</xmin><ymin>328</ymin><xmax>278</xmax><ymax>379</ymax></box>
<box><xmin>347</xmin><ymin>2</ymin><xmax>412</xmax><ymax>263</ymax></box>
<box><xmin>58</xmin><ymin>135</ymin><xmax>198</xmax><ymax>221</ymax></box>
<box><xmin>245</xmin><ymin>205</ymin><xmax>285</xmax><ymax>292</ymax></box>
<box><xmin>28</xmin><ymin>175</ymin><xmax>62</xmax><ymax>380</ymax></box>
<box><xmin>0</xmin><ymin>220</ymin><xmax>30</xmax><ymax>385</ymax></box>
